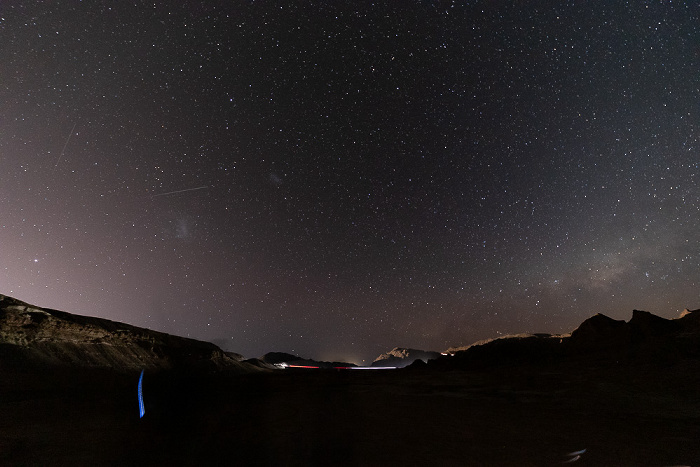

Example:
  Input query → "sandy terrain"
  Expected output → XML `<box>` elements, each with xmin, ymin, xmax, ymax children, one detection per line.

<box><xmin>1</xmin><ymin>361</ymin><xmax>699</xmax><ymax>466</ymax></box>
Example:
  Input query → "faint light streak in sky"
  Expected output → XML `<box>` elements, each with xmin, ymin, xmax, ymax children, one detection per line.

<box><xmin>151</xmin><ymin>186</ymin><xmax>209</xmax><ymax>198</ymax></box>
<box><xmin>52</xmin><ymin>123</ymin><xmax>76</xmax><ymax>172</ymax></box>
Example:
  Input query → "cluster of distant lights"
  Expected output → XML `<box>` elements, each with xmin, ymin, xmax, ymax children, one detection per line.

<box><xmin>273</xmin><ymin>353</ymin><xmax>454</xmax><ymax>370</ymax></box>
<box><xmin>274</xmin><ymin>363</ymin><xmax>397</xmax><ymax>370</ymax></box>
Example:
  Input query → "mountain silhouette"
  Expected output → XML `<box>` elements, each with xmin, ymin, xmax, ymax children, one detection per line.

<box><xmin>0</xmin><ymin>294</ymin><xmax>259</xmax><ymax>373</ymax></box>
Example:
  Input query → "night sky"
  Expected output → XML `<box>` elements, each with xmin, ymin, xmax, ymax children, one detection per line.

<box><xmin>2</xmin><ymin>1</ymin><xmax>699</xmax><ymax>364</ymax></box>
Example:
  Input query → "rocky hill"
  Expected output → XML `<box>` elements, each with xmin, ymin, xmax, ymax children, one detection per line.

<box><xmin>0</xmin><ymin>294</ymin><xmax>261</xmax><ymax>374</ymax></box>
<box><xmin>566</xmin><ymin>308</ymin><xmax>700</xmax><ymax>362</ymax></box>
<box><xmin>426</xmin><ymin>308</ymin><xmax>700</xmax><ymax>371</ymax></box>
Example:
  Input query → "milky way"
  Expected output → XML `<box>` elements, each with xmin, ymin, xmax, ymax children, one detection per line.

<box><xmin>2</xmin><ymin>1</ymin><xmax>699</xmax><ymax>363</ymax></box>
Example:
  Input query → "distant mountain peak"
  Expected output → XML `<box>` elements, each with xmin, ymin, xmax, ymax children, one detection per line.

<box><xmin>372</xmin><ymin>347</ymin><xmax>441</xmax><ymax>368</ymax></box>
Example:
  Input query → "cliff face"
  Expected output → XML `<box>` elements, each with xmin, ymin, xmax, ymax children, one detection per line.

<box><xmin>0</xmin><ymin>294</ymin><xmax>258</xmax><ymax>373</ymax></box>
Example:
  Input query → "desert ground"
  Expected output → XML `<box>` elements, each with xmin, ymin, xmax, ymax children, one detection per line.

<box><xmin>1</xmin><ymin>361</ymin><xmax>699</xmax><ymax>466</ymax></box>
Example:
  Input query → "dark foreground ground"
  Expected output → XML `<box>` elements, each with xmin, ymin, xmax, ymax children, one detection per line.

<box><xmin>1</xmin><ymin>362</ymin><xmax>699</xmax><ymax>466</ymax></box>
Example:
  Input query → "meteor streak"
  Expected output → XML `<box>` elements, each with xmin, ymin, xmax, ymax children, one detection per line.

<box><xmin>151</xmin><ymin>186</ymin><xmax>209</xmax><ymax>198</ymax></box>
<box><xmin>52</xmin><ymin>123</ymin><xmax>76</xmax><ymax>172</ymax></box>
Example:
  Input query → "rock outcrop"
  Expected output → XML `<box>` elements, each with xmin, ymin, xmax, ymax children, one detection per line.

<box><xmin>0</xmin><ymin>294</ymin><xmax>261</xmax><ymax>373</ymax></box>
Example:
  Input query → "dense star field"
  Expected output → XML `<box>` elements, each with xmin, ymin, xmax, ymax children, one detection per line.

<box><xmin>1</xmin><ymin>1</ymin><xmax>699</xmax><ymax>363</ymax></box>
